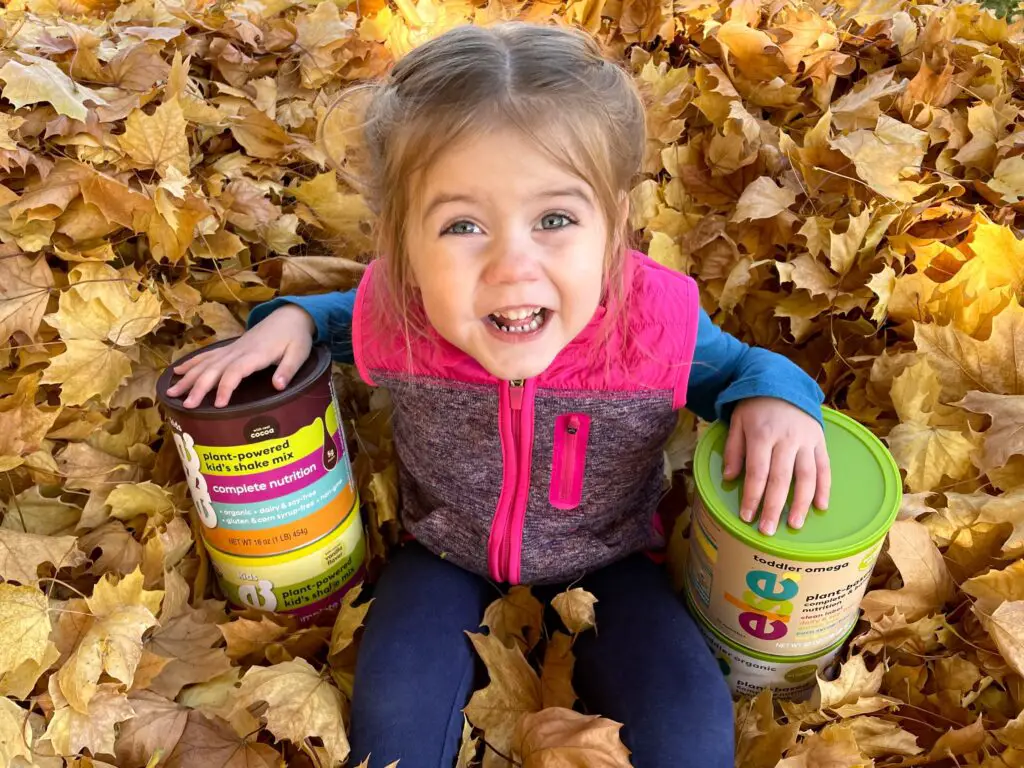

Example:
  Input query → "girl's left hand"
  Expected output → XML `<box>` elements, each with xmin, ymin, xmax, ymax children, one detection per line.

<box><xmin>722</xmin><ymin>397</ymin><xmax>830</xmax><ymax>536</ymax></box>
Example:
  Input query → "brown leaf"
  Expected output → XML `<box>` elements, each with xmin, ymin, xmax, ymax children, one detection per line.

<box><xmin>513</xmin><ymin>708</ymin><xmax>631</xmax><ymax>767</ymax></box>
<box><xmin>540</xmin><ymin>632</ymin><xmax>577</xmax><ymax>710</ymax></box>
<box><xmin>735</xmin><ymin>689</ymin><xmax>799</xmax><ymax>768</ymax></box>
<box><xmin>219</xmin><ymin>616</ymin><xmax>289</xmax><ymax>662</ymax></box>
<box><xmin>114</xmin><ymin>691</ymin><xmax>188</xmax><ymax>768</ymax></box>
<box><xmin>0</xmin><ymin>529</ymin><xmax>85</xmax><ymax>584</ymax></box>
<box><xmin>118</xmin><ymin>99</ymin><xmax>190</xmax><ymax>178</ymax></box>
<box><xmin>483</xmin><ymin>586</ymin><xmax>544</xmax><ymax>653</ymax></box>
<box><xmin>0</xmin><ymin>254</ymin><xmax>55</xmax><ymax>344</ymax></box>
<box><xmin>860</xmin><ymin>520</ymin><xmax>956</xmax><ymax>622</ymax></box>
<box><xmin>551</xmin><ymin>589</ymin><xmax>598</xmax><ymax>635</ymax></box>
<box><xmin>164</xmin><ymin>711</ymin><xmax>281</xmax><ymax>768</ymax></box>
<box><xmin>44</xmin><ymin>686</ymin><xmax>135</xmax><ymax>756</ymax></box>
<box><xmin>464</xmin><ymin>631</ymin><xmax>542</xmax><ymax>761</ymax></box>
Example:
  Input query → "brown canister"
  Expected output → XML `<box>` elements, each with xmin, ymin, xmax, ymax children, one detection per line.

<box><xmin>157</xmin><ymin>340</ymin><xmax>365</xmax><ymax>623</ymax></box>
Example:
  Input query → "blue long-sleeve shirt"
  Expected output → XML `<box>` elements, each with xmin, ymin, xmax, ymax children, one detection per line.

<box><xmin>248</xmin><ymin>289</ymin><xmax>824</xmax><ymax>427</ymax></box>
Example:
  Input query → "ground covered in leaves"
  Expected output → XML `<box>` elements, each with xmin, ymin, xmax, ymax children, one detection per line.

<box><xmin>0</xmin><ymin>0</ymin><xmax>1023</xmax><ymax>765</ymax></box>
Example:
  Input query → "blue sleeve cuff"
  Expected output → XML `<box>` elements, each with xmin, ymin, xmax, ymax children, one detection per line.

<box><xmin>247</xmin><ymin>291</ymin><xmax>357</xmax><ymax>366</ymax></box>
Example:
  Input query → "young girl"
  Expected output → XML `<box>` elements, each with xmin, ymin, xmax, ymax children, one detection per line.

<box><xmin>167</xmin><ymin>21</ymin><xmax>830</xmax><ymax>767</ymax></box>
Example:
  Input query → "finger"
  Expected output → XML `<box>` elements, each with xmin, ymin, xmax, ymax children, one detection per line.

<box><xmin>214</xmin><ymin>354</ymin><xmax>274</xmax><ymax>408</ymax></box>
<box><xmin>787</xmin><ymin>448</ymin><xmax>817</xmax><ymax>530</ymax></box>
<box><xmin>182</xmin><ymin>357</ymin><xmax>239</xmax><ymax>409</ymax></box>
<box><xmin>722</xmin><ymin>419</ymin><xmax>746</xmax><ymax>480</ymax></box>
<box><xmin>758</xmin><ymin>446</ymin><xmax>796</xmax><ymax>537</ymax></box>
<box><xmin>814</xmin><ymin>442</ymin><xmax>831</xmax><ymax>511</ymax></box>
<box><xmin>273</xmin><ymin>342</ymin><xmax>310</xmax><ymax>391</ymax></box>
<box><xmin>166</xmin><ymin>358</ymin><xmax>216</xmax><ymax>398</ymax></box>
<box><xmin>739</xmin><ymin>436</ymin><xmax>772</xmax><ymax>525</ymax></box>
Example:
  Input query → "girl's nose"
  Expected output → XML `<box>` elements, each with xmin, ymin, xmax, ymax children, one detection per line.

<box><xmin>481</xmin><ymin>234</ymin><xmax>542</xmax><ymax>285</ymax></box>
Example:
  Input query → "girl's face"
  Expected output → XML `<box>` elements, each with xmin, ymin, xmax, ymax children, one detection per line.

<box><xmin>404</xmin><ymin>128</ymin><xmax>612</xmax><ymax>382</ymax></box>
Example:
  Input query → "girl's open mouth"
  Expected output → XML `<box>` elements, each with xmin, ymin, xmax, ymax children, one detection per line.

<box><xmin>485</xmin><ymin>307</ymin><xmax>551</xmax><ymax>341</ymax></box>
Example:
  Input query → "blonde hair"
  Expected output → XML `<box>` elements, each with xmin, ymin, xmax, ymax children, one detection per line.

<box><xmin>321</xmin><ymin>21</ymin><xmax>646</xmax><ymax>345</ymax></box>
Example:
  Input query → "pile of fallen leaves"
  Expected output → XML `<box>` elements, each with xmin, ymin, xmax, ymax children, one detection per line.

<box><xmin>0</xmin><ymin>0</ymin><xmax>1023</xmax><ymax>764</ymax></box>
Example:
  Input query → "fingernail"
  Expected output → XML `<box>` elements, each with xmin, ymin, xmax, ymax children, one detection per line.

<box><xmin>762</xmin><ymin>520</ymin><xmax>776</xmax><ymax>536</ymax></box>
<box><xmin>740</xmin><ymin>509</ymin><xmax>753</xmax><ymax>523</ymax></box>
<box><xmin>791</xmin><ymin>517</ymin><xmax>804</xmax><ymax>530</ymax></box>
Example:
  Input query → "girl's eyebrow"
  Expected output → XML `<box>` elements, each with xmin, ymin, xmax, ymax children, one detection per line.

<box><xmin>422</xmin><ymin>186</ymin><xmax>594</xmax><ymax>219</ymax></box>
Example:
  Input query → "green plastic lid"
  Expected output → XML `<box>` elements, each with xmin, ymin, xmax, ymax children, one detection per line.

<box><xmin>693</xmin><ymin>407</ymin><xmax>901</xmax><ymax>562</ymax></box>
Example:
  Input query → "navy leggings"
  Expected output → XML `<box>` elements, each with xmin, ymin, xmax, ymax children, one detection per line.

<box><xmin>348</xmin><ymin>544</ymin><xmax>734</xmax><ymax>767</ymax></box>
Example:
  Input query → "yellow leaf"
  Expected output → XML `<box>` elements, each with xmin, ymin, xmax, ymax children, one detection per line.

<box><xmin>43</xmin><ymin>686</ymin><xmax>134</xmax><ymax>756</ymax></box>
<box><xmin>56</xmin><ymin>602</ymin><xmax>158</xmax><ymax>712</ymax></box>
<box><xmin>118</xmin><ymin>98</ymin><xmax>190</xmax><ymax>177</ymax></box>
<box><xmin>551</xmin><ymin>588</ymin><xmax>598</xmax><ymax>635</ymax></box>
<box><xmin>942</xmin><ymin>217</ymin><xmax>1024</xmax><ymax>302</ymax></box>
<box><xmin>957</xmin><ymin>391</ymin><xmax>1024</xmax><ymax>474</ymax></box>
<box><xmin>830</xmin><ymin>115</ymin><xmax>930</xmax><ymax>202</ymax></box>
<box><xmin>853</xmin><ymin>611</ymin><xmax>944</xmax><ymax>655</ymax></box>
<box><xmin>885</xmin><ymin>420</ymin><xmax>978</xmax><ymax>493</ymax></box>
<box><xmin>775</xmin><ymin>721</ymin><xmax>868</xmax><ymax>768</ymax></box>
<box><xmin>0</xmin><ymin>584</ymin><xmax>53</xmax><ymax>678</ymax></box>
<box><xmin>914</xmin><ymin>296</ymin><xmax>1024</xmax><ymax>401</ymax></box>
<box><xmin>270</xmin><ymin>255</ymin><xmax>366</xmax><ymax>294</ymax></box>
<box><xmin>464</xmin><ymin>631</ymin><xmax>542</xmax><ymax>760</ymax></box>
<box><xmin>819</xmin><ymin>654</ymin><xmax>898</xmax><ymax>717</ymax></box>
<box><xmin>483</xmin><ymin>586</ymin><xmax>544</xmax><ymax>653</ymax></box>
<box><xmin>0</xmin><ymin>697</ymin><xmax>35</xmax><ymax>767</ymax></box>
<box><xmin>989</xmin><ymin>155</ymin><xmax>1024</xmax><ymax>203</ymax></box>
<box><xmin>41</xmin><ymin>340</ymin><xmax>132</xmax><ymax>407</ymax></box>
<box><xmin>105</xmin><ymin>482</ymin><xmax>176</xmax><ymax>524</ymax></box>
<box><xmin>846</xmin><ymin>716</ymin><xmax>922</xmax><ymax>758</ymax></box>
<box><xmin>776</xmin><ymin>254</ymin><xmax>839</xmax><ymax>297</ymax></box>
<box><xmin>0</xmin><ymin>530</ymin><xmax>85</xmax><ymax>584</ymax></box>
<box><xmin>219</xmin><ymin>616</ymin><xmax>289</xmax><ymax>662</ymax></box>
<box><xmin>455</xmin><ymin>715</ymin><xmax>480</xmax><ymax>768</ymax></box>
<box><xmin>540</xmin><ymin>632</ymin><xmax>577</xmax><ymax>710</ymax></box>
<box><xmin>88</xmin><ymin>567</ymin><xmax>165</xmax><ymax>619</ymax></box>
<box><xmin>927</xmin><ymin>716</ymin><xmax>986</xmax><ymax>760</ymax></box>
<box><xmin>328</xmin><ymin>584</ymin><xmax>372</xmax><ymax>659</ymax></box>
<box><xmin>233</xmin><ymin>658</ymin><xmax>349</xmax><ymax>765</ymax></box>
<box><xmin>866</xmin><ymin>264</ymin><xmax>896</xmax><ymax>324</ymax></box>
<box><xmin>0</xmin><ymin>373</ymin><xmax>61</xmax><ymax>468</ymax></box>
<box><xmin>735</xmin><ymin>689</ymin><xmax>799</xmax><ymax>768</ymax></box>
<box><xmin>730</xmin><ymin>176</ymin><xmax>797</xmax><ymax>222</ymax></box>
<box><xmin>964</xmin><ymin>559</ymin><xmax>1024</xmax><ymax>611</ymax></box>
<box><xmin>981</xmin><ymin>601</ymin><xmax>1024</xmax><ymax>678</ymax></box>
<box><xmin>513</xmin><ymin>708</ymin><xmax>631</xmax><ymax>767</ymax></box>
<box><xmin>0</xmin><ymin>639</ymin><xmax>60</xmax><ymax>699</ymax></box>
<box><xmin>860</xmin><ymin>520</ymin><xmax>956</xmax><ymax>622</ymax></box>
<box><xmin>0</xmin><ymin>55</ymin><xmax>107</xmax><ymax>121</ymax></box>
<box><xmin>291</xmin><ymin>172</ymin><xmax>373</xmax><ymax>250</ymax></box>
<box><xmin>0</xmin><ymin>254</ymin><xmax>54</xmax><ymax>344</ymax></box>
<box><xmin>294</xmin><ymin>1</ymin><xmax>355</xmax><ymax>88</ymax></box>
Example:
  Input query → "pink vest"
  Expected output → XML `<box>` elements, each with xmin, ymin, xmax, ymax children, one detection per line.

<box><xmin>352</xmin><ymin>250</ymin><xmax>699</xmax><ymax>584</ymax></box>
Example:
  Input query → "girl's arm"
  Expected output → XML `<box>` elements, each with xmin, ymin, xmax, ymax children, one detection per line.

<box><xmin>685</xmin><ymin>308</ymin><xmax>825</xmax><ymax>428</ymax></box>
<box><xmin>684</xmin><ymin>308</ymin><xmax>829</xmax><ymax>536</ymax></box>
<box><xmin>246</xmin><ymin>289</ymin><xmax>358</xmax><ymax>365</ymax></box>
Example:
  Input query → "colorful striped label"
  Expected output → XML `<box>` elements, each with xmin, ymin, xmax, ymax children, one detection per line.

<box><xmin>207</xmin><ymin>503</ymin><xmax>366</xmax><ymax>616</ymax></box>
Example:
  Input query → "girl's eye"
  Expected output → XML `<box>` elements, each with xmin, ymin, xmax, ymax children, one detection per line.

<box><xmin>538</xmin><ymin>213</ymin><xmax>576</xmax><ymax>230</ymax></box>
<box><xmin>442</xmin><ymin>220</ymin><xmax>481</xmax><ymax>236</ymax></box>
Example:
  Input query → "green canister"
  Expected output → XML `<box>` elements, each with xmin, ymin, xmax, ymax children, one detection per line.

<box><xmin>685</xmin><ymin>588</ymin><xmax>848</xmax><ymax>701</ymax></box>
<box><xmin>685</xmin><ymin>407</ymin><xmax>901</xmax><ymax>657</ymax></box>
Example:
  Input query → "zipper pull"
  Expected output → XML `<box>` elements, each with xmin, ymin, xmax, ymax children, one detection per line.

<box><xmin>567</xmin><ymin>414</ymin><xmax>580</xmax><ymax>435</ymax></box>
<box><xmin>509</xmin><ymin>379</ymin><xmax>525</xmax><ymax>411</ymax></box>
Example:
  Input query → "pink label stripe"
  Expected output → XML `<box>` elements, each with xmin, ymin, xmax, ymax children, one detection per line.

<box><xmin>206</xmin><ymin>446</ymin><xmax>335</xmax><ymax>504</ymax></box>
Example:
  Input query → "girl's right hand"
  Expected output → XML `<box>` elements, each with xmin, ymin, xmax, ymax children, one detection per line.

<box><xmin>166</xmin><ymin>304</ymin><xmax>316</xmax><ymax>409</ymax></box>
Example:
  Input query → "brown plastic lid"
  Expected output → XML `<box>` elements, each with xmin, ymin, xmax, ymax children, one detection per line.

<box><xmin>156</xmin><ymin>338</ymin><xmax>332</xmax><ymax>418</ymax></box>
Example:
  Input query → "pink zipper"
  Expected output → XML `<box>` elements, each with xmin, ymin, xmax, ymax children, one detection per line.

<box><xmin>487</xmin><ymin>379</ymin><xmax>534</xmax><ymax>583</ymax></box>
<box><xmin>560</xmin><ymin>416</ymin><xmax>580</xmax><ymax>500</ymax></box>
<box><xmin>549</xmin><ymin>413</ymin><xmax>590</xmax><ymax>510</ymax></box>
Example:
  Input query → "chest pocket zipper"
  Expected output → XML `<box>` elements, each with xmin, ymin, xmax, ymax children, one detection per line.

<box><xmin>550</xmin><ymin>413</ymin><xmax>591</xmax><ymax>510</ymax></box>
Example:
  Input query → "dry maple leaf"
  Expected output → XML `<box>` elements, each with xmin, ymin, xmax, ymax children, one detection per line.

<box><xmin>0</xmin><ymin>530</ymin><xmax>86</xmax><ymax>584</ymax></box>
<box><xmin>113</xmin><ymin>691</ymin><xmax>188</xmax><ymax>768</ymax></box>
<box><xmin>0</xmin><ymin>584</ymin><xmax>54</xmax><ymax>679</ymax></box>
<box><xmin>860</xmin><ymin>520</ymin><xmax>956</xmax><ymax>622</ymax></box>
<box><xmin>233</xmin><ymin>658</ymin><xmax>349</xmax><ymax>765</ymax></box>
<box><xmin>482</xmin><ymin>586</ymin><xmax>544</xmax><ymax>654</ymax></box>
<box><xmin>464</xmin><ymin>631</ymin><xmax>543</xmax><ymax>762</ymax></box>
<box><xmin>43</xmin><ymin>685</ymin><xmax>135</xmax><ymax>757</ymax></box>
<box><xmin>550</xmin><ymin>588</ymin><xmax>598</xmax><ymax>635</ymax></box>
<box><xmin>540</xmin><ymin>632</ymin><xmax>577</xmax><ymax>710</ymax></box>
<box><xmin>512</xmin><ymin>708</ymin><xmax>631</xmax><ymax>767</ymax></box>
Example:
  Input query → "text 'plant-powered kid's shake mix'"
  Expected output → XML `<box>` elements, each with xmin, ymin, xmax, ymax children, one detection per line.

<box><xmin>686</xmin><ymin>407</ymin><xmax>901</xmax><ymax>664</ymax></box>
<box><xmin>157</xmin><ymin>341</ymin><xmax>366</xmax><ymax>625</ymax></box>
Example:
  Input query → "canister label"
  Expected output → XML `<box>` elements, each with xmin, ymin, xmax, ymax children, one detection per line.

<box><xmin>690</xmin><ymin>600</ymin><xmax>841</xmax><ymax>701</ymax></box>
<box><xmin>686</xmin><ymin>497</ymin><xmax>881</xmax><ymax>656</ymax></box>
<box><xmin>168</xmin><ymin>397</ymin><xmax>355</xmax><ymax>557</ymax></box>
<box><xmin>207</xmin><ymin>502</ymin><xmax>366</xmax><ymax>624</ymax></box>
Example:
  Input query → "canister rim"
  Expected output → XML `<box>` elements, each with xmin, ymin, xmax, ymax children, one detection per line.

<box><xmin>156</xmin><ymin>340</ymin><xmax>333</xmax><ymax>418</ymax></box>
<box><xmin>693</xmin><ymin>407</ymin><xmax>902</xmax><ymax>561</ymax></box>
<box><xmin>685</xmin><ymin>588</ymin><xmax>855</xmax><ymax>663</ymax></box>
